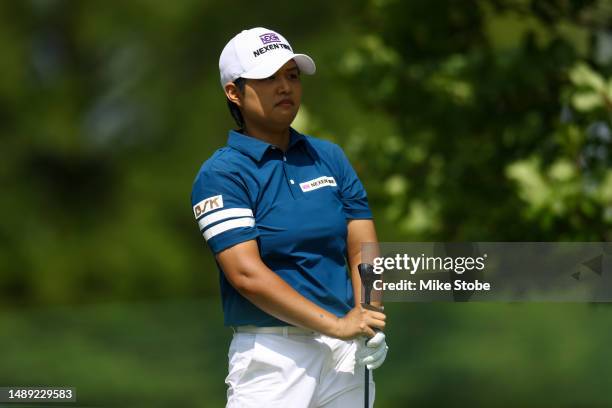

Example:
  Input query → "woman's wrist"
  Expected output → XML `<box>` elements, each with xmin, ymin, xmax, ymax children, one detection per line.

<box><xmin>318</xmin><ymin>312</ymin><xmax>342</xmax><ymax>338</ymax></box>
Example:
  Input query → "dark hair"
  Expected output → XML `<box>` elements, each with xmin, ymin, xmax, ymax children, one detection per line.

<box><xmin>227</xmin><ymin>77</ymin><xmax>246</xmax><ymax>129</ymax></box>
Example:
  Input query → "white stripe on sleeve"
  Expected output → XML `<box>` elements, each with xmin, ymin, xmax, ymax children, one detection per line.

<box><xmin>198</xmin><ymin>208</ymin><xmax>254</xmax><ymax>231</ymax></box>
<box><xmin>203</xmin><ymin>217</ymin><xmax>255</xmax><ymax>241</ymax></box>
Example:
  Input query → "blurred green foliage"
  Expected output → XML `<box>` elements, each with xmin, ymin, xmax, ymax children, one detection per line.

<box><xmin>332</xmin><ymin>0</ymin><xmax>612</xmax><ymax>241</ymax></box>
<box><xmin>1</xmin><ymin>0</ymin><xmax>612</xmax><ymax>406</ymax></box>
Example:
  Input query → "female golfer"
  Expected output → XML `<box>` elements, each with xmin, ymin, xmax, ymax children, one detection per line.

<box><xmin>191</xmin><ymin>27</ymin><xmax>388</xmax><ymax>407</ymax></box>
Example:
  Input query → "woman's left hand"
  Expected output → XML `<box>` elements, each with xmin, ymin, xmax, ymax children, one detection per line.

<box><xmin>356</xmin><ymin>331</ymin><xmax>389</xmax><ymax>370</ymax></box>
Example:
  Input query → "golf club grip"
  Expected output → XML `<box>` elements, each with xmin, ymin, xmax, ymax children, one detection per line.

<box><xmin>358</xmin><ymin>262</ymin><xmax>375</xmax><ymax>408</ymax></box>
<box><xmin>362</xmin><ymin>304</ymin><xmax>383</xmax><ymax>312</ymax></box>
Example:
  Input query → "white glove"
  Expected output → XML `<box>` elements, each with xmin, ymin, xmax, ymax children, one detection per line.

<box><xmin>356</xmin><ymin>331</ymin><xmax>388</xmax><ymax>370</ymax></box>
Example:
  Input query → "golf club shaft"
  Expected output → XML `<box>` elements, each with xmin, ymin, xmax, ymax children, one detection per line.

<box><xmin>364</xmin><ymin>366</ymin><xmax>369</xmax><ymax>408</ymax></box>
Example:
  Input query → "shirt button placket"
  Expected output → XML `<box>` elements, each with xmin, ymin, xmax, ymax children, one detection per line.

<box><xmin>282</xmin><ymin>152</ymin><xmax>302</xmax><ymax>199</ymax></box>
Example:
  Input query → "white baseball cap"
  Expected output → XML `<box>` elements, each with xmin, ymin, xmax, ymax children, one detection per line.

<box><xmin>219</xmin><ymin>27</ymin><xmax>316</xmax><ymax>88</ymax></box>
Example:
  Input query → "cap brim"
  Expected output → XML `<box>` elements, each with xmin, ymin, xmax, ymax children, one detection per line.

<box><xmin>241</xmin><ymin>53</ymin><xmax>316</xmax><ymax>79</ymax></box>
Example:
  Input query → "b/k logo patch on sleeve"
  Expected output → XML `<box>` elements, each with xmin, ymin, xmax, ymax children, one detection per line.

<box><xmin>193</xmin><ymin>195</ymin><xmax>224</xmax><ymax>219</ymax></box>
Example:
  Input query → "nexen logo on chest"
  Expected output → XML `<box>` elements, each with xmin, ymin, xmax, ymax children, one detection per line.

<box><xmin>193</xmin><ymin>195</ymin><xmax>223</xmax><ymax>219</ymax></box>
<box><xmin>300</xmin><ymin>176</ymin><xmax>337</xmax><ymax>193</ymax></box>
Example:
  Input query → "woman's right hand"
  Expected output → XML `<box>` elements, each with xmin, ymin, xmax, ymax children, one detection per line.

<box><xmin>334</xmin><ymin>305</ymin><xmax>386</xmax><ymax>340</ymax></box>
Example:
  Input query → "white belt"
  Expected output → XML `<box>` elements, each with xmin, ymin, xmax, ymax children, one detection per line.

<box><xmin>233</xmin><ymin>325</ymin><xmax>317</xmax><ymax>336</ymax></box>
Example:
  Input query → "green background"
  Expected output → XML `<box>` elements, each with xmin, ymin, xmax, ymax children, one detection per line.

<box><xmin>1</xmin><ymin>0</ymin><xmax>612</xmax><ymax>406</ymax></box>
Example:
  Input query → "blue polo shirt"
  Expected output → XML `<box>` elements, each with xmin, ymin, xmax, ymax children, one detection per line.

<box><xmin>191</xmin><ymin>128</ymin><xmax>372</xmax><ymax>326</ymax></box>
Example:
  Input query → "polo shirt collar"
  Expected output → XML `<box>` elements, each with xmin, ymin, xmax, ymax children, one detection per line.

<box><xmin>288</xmin><ymin>127</ymin><xmax>307</xmax><ymax>149</ymax></box>
<box><xmin>289</xmin><ymin>128</ymin><xmax>317</xmax><ymax>161</ymax></box>
<box><xmin>227</xmin><ymin>128</ymin><xmax>309</xmax><ymax>162</ymax></box>
<box><xmin>227</xmin><ymin>130</ymin><xmax>270</xmax><ymax>162</ymax></box>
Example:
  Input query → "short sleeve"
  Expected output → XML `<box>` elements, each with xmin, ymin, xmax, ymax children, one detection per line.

<box><xmin>191</xmin><ymin>169</ymin><xmax>259</xmax><ymax>254</ymax></box>
<box><xmin>332</xmin><ymin>144</ymin><xmax>373</xmax><ymax>219</ymax></box>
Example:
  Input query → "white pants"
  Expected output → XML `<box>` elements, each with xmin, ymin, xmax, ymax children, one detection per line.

<box><xmin>225</xmin><ymin>331</ymin><xmax>375</xmax><ymax>407</ymax></box>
